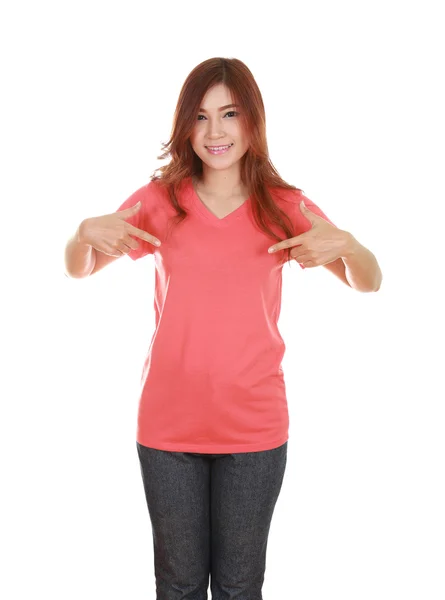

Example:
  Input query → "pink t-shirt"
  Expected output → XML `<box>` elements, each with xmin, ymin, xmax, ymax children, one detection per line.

<box><xmin>116</xmin><ymin>176</ymin><xmax>335</xmax><ymax>453</ymax></box>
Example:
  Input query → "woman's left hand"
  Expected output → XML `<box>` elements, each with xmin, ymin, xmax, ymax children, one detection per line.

<box><xmin>268</xmin><ymin>200</ymin><xmax>353</xmax><ymax>268</ymax></box>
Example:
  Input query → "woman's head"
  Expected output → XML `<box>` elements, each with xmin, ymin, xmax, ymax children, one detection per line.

<box><xmin>153</xmin><ymin>57</ymin><xmax>302</xmax><ymax>266</ymax></box>
<box><xmin>189</xmin><ymin>82</ymin><xmax>250</xmax><ymax>180</ymax></box>
<box><xmin>156</xmin><ymin>57</ymin><xmax>269</xmax><ymax>182</ymax></box>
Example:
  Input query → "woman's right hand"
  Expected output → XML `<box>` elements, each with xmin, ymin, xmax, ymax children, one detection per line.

<box><xmin>78</xmin><ymin>201</ymin><xmax>161</xmax><ymax>257</ymax></box>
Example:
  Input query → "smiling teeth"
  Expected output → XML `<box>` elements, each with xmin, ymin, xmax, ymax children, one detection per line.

<box><xmin>208</xmin><ymin>144</ymin><xmax>232</xmax><ymax>149</ymax></box>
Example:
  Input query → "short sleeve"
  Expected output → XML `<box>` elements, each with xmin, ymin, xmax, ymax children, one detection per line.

<box><xmin>115</xmin><ymin>183</ymin><xmax>157</xmax><ymax>261</ymax></box>
<box><xmin>286</xmin><ymin>190</ymin><xmax>337</xmax><ymax>270</ymax></box>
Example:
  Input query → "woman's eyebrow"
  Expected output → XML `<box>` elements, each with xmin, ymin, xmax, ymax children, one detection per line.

<box><xmin>199</xmin><ymin>104</ymin><xmax>240</xmax><ymax>112</ymax></box>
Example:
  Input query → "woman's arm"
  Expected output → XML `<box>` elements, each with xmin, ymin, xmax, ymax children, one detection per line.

<box><xmin>340</xmin><ymin>233</ymin><xmax>382</xmax><ymax>292</ymax></box>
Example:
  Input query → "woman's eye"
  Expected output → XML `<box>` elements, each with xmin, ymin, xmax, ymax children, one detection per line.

<box><xmin>197</xmin><ymin>111</ymin><xmax>239</xmax><ymax>121</ymax></box>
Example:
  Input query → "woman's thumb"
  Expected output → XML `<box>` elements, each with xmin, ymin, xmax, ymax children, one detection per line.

<box><xmin>116</xmin><ymin>199</ymin><xmax>141</xmax><ymax>218</ymax></box>
<box><xmin>129</xmin><ymin>200</ymin><xmax>141</xmax><ymax>211</ymax></box>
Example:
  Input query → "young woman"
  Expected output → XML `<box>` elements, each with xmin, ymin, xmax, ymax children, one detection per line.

<box><xmin>64</xmin><ymin>57</ymin><xmax>382</xmax><ymax>599</ymax></box>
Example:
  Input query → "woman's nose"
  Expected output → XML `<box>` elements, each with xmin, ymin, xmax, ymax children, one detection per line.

<box><xmin>207</xmin><ymin>121</ymin><xmax>225</xmax><ymax>136</ymax></box>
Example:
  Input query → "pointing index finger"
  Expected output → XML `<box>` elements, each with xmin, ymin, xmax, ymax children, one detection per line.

<box><xmin>269</xmin><ymin>234</ymin><xmax>306</xmax><ymax>253</ymax></box>
<box><xmin>126</xmin><ymin>222</ymin><xmax>161</xmax><ymax>246</ymax></box>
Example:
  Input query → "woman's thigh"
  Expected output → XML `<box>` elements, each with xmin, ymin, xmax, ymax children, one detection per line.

<box><xmin>136</xmin><ymin>443</ymin><xmax>212</xmax><ymax>599</ymax></box>
<box><xmin>210</xmin><ymin>442</ymin><xmax>288</xmax><ymax>599</ymax></box>
<box><xmin>136</xmin><ymin>441</ymin><xmax>288</xmax><ymax>599</ymax></box>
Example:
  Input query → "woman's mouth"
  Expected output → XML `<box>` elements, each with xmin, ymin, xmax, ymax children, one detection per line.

<box><xmin>205</xmin><ymin>143</ymin><xmax>234</xmax><ymax>155</ymax></box>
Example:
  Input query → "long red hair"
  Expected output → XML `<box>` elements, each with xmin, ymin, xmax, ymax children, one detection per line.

<box><xmin>149</xmin><ymin>57</ymin><xmax>303</xmax><ymax>267</ymax></box>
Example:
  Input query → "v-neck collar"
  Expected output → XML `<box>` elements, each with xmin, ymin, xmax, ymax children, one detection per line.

<box><xmin>187</xmin><ymin>176</ymin><xmax>251</xmax><ymax>225</ymax></box>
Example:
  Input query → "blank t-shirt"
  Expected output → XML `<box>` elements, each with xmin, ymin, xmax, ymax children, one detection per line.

<box><xmin>115</xmin><ymin>176</ymin><xmax>335</xmax><ymax>453</ymax></box>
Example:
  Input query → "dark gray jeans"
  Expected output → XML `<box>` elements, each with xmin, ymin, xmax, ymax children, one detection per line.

<box><xmin>136</xmin><ymin>441</ymin><xmax>288</xmax><ymax>600</ymax></box>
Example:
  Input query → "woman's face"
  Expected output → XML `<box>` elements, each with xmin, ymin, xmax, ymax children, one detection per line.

<box><xmin>189</xmin><ymin>83</ymin><xmax>249</xmax><ymax>171</ymax></box>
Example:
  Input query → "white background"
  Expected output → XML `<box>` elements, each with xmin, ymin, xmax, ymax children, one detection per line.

<box><xmin>1</xmin><ymin>1</ymin><xmax>444</xmax><ymax>599</ymax></box>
